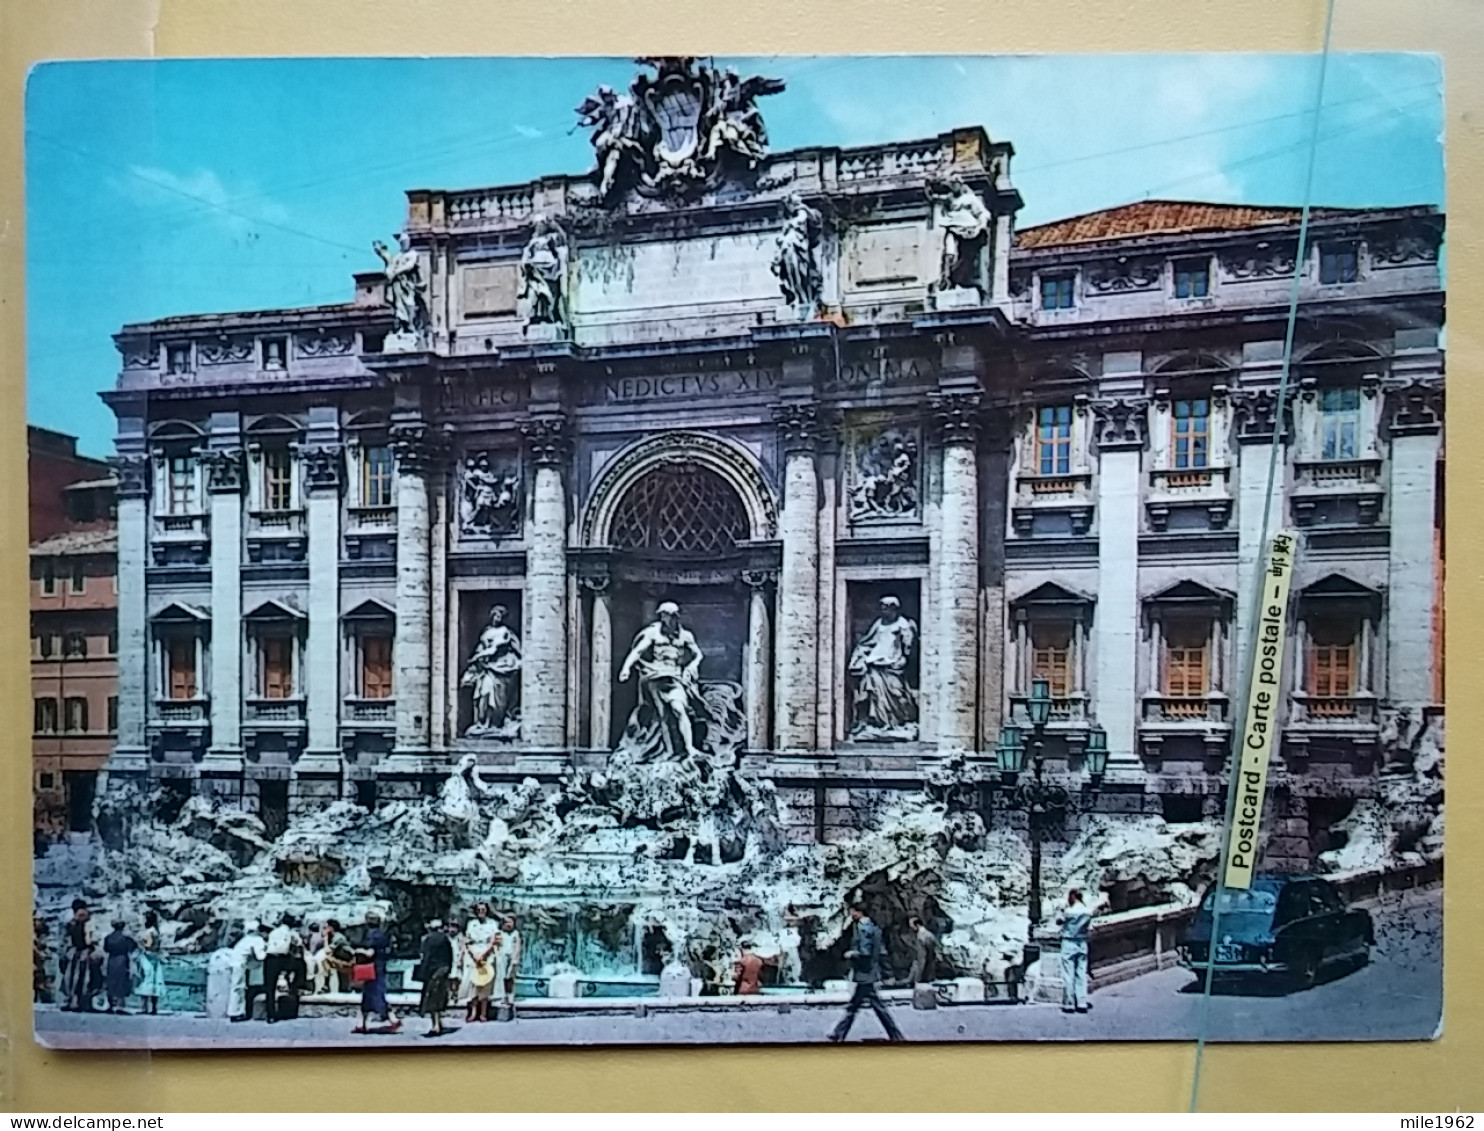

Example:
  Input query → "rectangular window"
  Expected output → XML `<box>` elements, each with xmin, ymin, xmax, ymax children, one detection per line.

<box><xmin>1163</xmin><ymin>619</ymin><xmax>1210</xmax><ymax>698</ymax></box>
<box><xmin>40</xmin><ymin>560</ymin><xmax>56</xmax><ymax>595</ymax></box>
<box><xmin>363</xmin><ymin>446</ymin><xmax>394</xmax><ymax>507</ymax></box>
<box><xmin>1319</xmin><ymin>246</ymin><xmax>1359</xmax><ymax>285</ymax></box>
<box><xmin>1171</xmin><ymin>399</ymin><xmax>1211</xmax><ymax>470</ymax></box>
<box><xmin>259</xmin><ymin>635</ymin><xmax>294</xmax><ymax>699</ymax></box>
<box><xmin>167</xmin><ymin>455</ymin><xmax>198</xmax><ymax>514</ymax></box>
<box><xmin>62</xmin><ymin>631</ymin><xmax>87</xmax><ymax>659</ymax></box>
<box><xmin>34</xmin><ymin>698</ymin><xmax>58</xmax><ymax>734</ymax></box>
<box><xmin>1319</xmin><ymin>387</ymin><xmax>1360</xmax><ymax>460</ymax></box>
<box><xmin>1040</xmin><ymin>275</ymin><xmax>1075</xmax><ymax>310</ymax></box>
<box><xmin>38</xmin><ymin>772</ymin><xmax>55</xmax><ymax>790</ymax></box>
<box><xmin>70</xmin><ymin>562</ymin><xmax>86</xmax><ymax>594</ymax></box>
<box><xmin>1036</xmin><ymin>405</ymin><xmax>1073</xmax><ymax>476</ymax></box>
<box><xmin>107</xmin><ymin>629</ymin><xmax>118</xmax><ymax>655</ymax></box>
<box><xmin>262</xmin><ymin>448</ymin><xmax>294</xmax><ymax>512</ymax></box>
<box><xmin>166</xmin><ymin>638</ymin><xmax>197</xmax><ymax>700</ymax></box>
<box><xmin>1174</xmin><ymin>259</ymin><xmax>1211</xmax><ymax>299</ymax></box>
<box><xmin>1030</xmin><ymin>621</ymin><xmax>1075</xmax><ymax>697</ymax></box>
<box><xmin>107</xmin><ymin>696</ymin><xmax>119</xmax><ymax>733</ymax></box>
<box><xmin>361</xmin><ymin>634</ymin><xmax>393</xmax><ymax>699</ymax></box>
<box><xmin>1308</xmin><ymin>618</ymin><xmax>1358</xmax><ymax>698</ymax></box>
<box><xmin>64</xmin><ymin>697</ymin><xmax>89</xmax><ymax>733</ymax></box>
<box><xmin>38</xmin><ymin>633</ymin><xmax>54</xmax><ymax>659</ymax></box>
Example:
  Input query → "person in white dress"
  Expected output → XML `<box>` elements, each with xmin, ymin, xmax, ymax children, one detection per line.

<box><xmin>228</xmin><ymin>922</ymin><xmax>270</xmax><ymax>1022</ymax></box>
<box><xmin>460</xmin><ymin>903</ymin><xmax>499</xmax><ymax>1023</ymax></box>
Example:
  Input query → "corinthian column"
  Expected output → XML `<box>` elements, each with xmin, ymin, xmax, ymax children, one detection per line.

<box><xmin>743</xmin><ymin>569</ymin><xmax>776</xmax><ymax>752</ymax></box>
<box><xmin>583</xmin><ymin>573</ymin><xmax>613</xmax><ymax>749</ymax></box>
<box><xmin>390</xmin><ymin>422</ymin><xmax>435</xmax><ymax>754</ymax></box>
<box><xmin>932</xmin><ymin>392</ymin><xmax>982</xmax><ymax>753</ymax></box>
<box><xmin>772</xmin><ymin>403</ymin><xmax>822</xmax><ymax>751</ymax></box>
<box><xmin>520</xmin><ymin>414</ymin><xmax>571</xmax><ymax>749</ymax></box>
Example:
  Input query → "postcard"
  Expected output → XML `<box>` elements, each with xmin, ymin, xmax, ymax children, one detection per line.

<box><xmin>26</xmin><ymin>53</ymin><xmax>1444</xmax><ymax>1049</ymax></box>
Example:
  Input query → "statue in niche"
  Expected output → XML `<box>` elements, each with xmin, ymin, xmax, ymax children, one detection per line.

<box><xmin>460</xmin><ymin>605</ymin><xmax>522</xmax><ymax>739</ymax></box>
<box><xmin>371</xmin><ymin>232</ymin><xmax>430</xmax><ymax>349</ymax></box>
<box><xmin>848</xmin><ymin>595</ymin><xmax>920</xmax><ymax>742</ymax></box>
<box><xmin>849</xmin><ymin>430</ymin><xmax>919</xmax><ymax>521</ymax></box>
<box><xmin>614</xmin><ymin>602</ymin><xmax>745</xmax><ymax>765</ymax></box>
<box><xmin>771</xmin><ymin>194</ymin><xmax>824</xmax><ymax>310</ymax></box>
<box><xmin>458</xmin><ymin>452</ymin><xmax>521</xmax><ymax>537</ymax></box>
<box><xmin>519</xmin><ymin>216</ymin><xmax>571</xmax><ymax>328</ymax></box>
<box><xmin>928</xmin><ymin>175</ymin><xmax>992</xmax><ymax>291</ymax></box>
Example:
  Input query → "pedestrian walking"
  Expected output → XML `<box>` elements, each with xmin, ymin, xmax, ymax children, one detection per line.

<box><xmin>418</xmin><ymin>918</ymin><xmax>454</xmax><ymax>1038</ymax></box>
<box><xmin>827</xmin><ymin>903</ymin><xmax>905</xmax><ymax>1043</ymax></box>
<box><xmin>1059</xmin><ymin>889</ymin><xmax>1095</xmax><ymax>1014</ymax></box>
<box><xmin>908</xmin><ymin>916</ymin><xmax>938</xmax><ymax>985</ymax></box>
<box><xmin>733</xmin><ymin>940</ymin><xmax>764</xmax><ymax>995</ymax></box>
<box><xmin>135</xmin><ymin>911</ymin><xmax>166</xmax><ymax>1015</ymax></box>
<box><xmin>352</xmin><ymin>910</ymin><xmax>400</xmax><ymax>1034</ymax></box>
<box><xmin>102</xmin><ymin>918</ymin><xmax>137</xmax><ymax>1013</ymax></box>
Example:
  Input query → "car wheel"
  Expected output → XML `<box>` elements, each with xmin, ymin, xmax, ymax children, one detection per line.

<box><xmin>1294</xmin><ymin>948</ymin><xmax>1320</xmax><ymax>990</ymax></box>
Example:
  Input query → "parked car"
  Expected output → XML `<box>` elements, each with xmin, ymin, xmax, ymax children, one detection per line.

<box><xmin>1179</xmin><ymin>875</ymin><xmax>1374</xmax><ymax>989</ymax></box>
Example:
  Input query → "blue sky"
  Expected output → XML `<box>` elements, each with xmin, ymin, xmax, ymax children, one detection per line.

<box><xmin>25</xmin><ymin>53</ymin><xmax>1443</xmax><ymax>457</ymax></box>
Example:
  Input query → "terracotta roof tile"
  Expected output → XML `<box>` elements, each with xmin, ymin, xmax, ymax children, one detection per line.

<box><xmin>1015</xmin><ymin>200</ymin><xmax>1366</xmax><ymax>249</ymax></box>
<box><xmin>30</xmin><ymin>528</ymin><xmax>118</xmax><ymax>557</ymax></box>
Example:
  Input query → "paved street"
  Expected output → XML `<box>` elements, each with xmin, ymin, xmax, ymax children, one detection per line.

<box><xmin>36</xmin><ymin>890</ymin><xmax>1440</xmax><ymax>1050</ymax></box>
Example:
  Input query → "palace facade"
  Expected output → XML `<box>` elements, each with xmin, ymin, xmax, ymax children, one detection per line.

<box><xmin>100</xmin><ymin>60</ymin><xmax>1444</xmax><ymax>866</ymax></box>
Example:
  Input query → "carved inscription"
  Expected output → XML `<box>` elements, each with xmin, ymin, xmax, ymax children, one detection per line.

<box><xmin>595</xmin><ymin>368</ymin><xmax>781</xmax><ymax>404</ymax></box>
<box><xmin>829</xmin><ymin>354</ymin><xmax>938</xmax><ymax>390</ymax></box>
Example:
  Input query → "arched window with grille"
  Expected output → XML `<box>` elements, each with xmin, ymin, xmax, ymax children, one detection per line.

<box><xmin>608</xmin><ymin>463</ymin><xmax>749</xmax><ymax>556</ymax></box>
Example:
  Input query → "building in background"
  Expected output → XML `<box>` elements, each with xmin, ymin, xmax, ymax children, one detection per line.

<box><xmin>96</xmin><ymin>59</ymin><xmax>1443</xmax><ymax>873</ymax></box>
<box><xmin>30</xmin><ymin>427</ymin><xmax>118</xmax><ymax>839</ymax></box>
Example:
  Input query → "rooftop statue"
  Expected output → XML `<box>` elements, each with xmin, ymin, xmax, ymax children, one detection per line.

<box><xmin>928</xmin><ymin>175</ymin><xmax>993</xmax><ymax>292</ymax></box>
<box><xmin>576</xmin><ymin>57</ymin><xmax>786</xmax><ymax>202</ymax></box>
<box><xmin>518</xmin><ymin>216</ymin><xmax>571</xmax><ymax>329</ymax></box>
<box><xmin>371</xmin><ymin>232</ymin><xmax>430</xmax><ymax>351</ymax></box>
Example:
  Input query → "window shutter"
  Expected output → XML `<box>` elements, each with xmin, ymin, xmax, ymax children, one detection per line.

<box><xmin>169</xmin><ymin>639</ymin><xmax>196</xmax><ymax>699</ymax></box>
<box><xmin>363</xmin><ymin>635</ymin><xmax>392</xmax><ymax>698</ymax></box>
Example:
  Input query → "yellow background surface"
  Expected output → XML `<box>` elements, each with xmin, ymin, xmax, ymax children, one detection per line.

<box><xmin>1</xmin><ymin>0</ymin><xmax>1479</xmax><ymax>1111</ymax></box>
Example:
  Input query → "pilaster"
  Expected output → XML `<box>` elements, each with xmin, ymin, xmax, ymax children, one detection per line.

<box><xmin>1091</xmin><ymin>397</ymin><xmax>1147</xmax><ymax>763</ymax></box>
<box><xmin>110</xmin><ymin>454</ymin><xmax>151</xmax><ymax>772</ymax></box>
<box><xmin>1384</xmin><ymin>376</ymin><xmax>1443</xmax><ymax>707</ymax></box>
<box><xmin>202</xmin><ymin>442</ymin><xmax>244</xmax><ymax>765</ymax></box>
<box><xmin>300</xmin><ymin>431</ymin><xmax>343</xmax><ymax>767</ymax></box>
<box><xmin>1231</xmin><ymin>387</ymin><xmax>1292</xmax><ymax>682</ymax></box>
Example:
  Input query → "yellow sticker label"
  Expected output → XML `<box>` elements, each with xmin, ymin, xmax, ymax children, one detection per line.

<box><xmin>1224</xmin><ymin>531</ymin><xmax>1298</xmax><ymax>890</ymax></box>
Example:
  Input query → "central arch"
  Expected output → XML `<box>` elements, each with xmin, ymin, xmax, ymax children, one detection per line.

<box><xmin>579</xmin><ymin>431</ymin><xmax>777</xmax><ymax>753</ymax></box>
<box><xmin>581</xmin><ymin>430</ymin><xmax>777</xmax><ymax>548</ymax></box>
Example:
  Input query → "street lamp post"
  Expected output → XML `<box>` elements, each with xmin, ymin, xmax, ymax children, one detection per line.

<box><xmin>994</xmin><ymin>678</ymin><xmax>1110</xmax><ymax>936</ymax></box>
